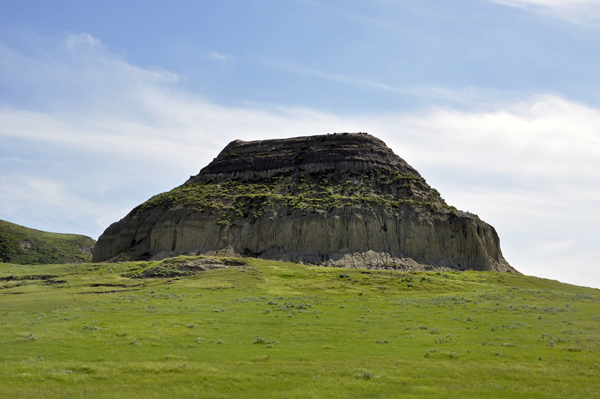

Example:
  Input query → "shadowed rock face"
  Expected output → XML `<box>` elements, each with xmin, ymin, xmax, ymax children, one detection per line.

<box><xmin>93</xmin><ymin>133</ymin><xmax>516</xmax><ymax>273</ymax></box>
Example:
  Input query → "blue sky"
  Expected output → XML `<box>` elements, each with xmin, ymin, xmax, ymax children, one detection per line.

<box><xmin>1</xmin><ymin>0</ymin><xmax>599</xmax><ymax>288</ymax></box>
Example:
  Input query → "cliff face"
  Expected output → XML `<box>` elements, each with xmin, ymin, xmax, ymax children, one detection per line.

<box><xmin>93</xmin><ymin>133</ymin><xmax>516</xmax><ymax>273</ymax></box>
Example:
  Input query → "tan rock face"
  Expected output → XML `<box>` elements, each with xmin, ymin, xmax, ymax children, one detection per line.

<box><xmin>93</xmin><ymin>133</ymin><xmax>516</xmax><ymax>273</ymax></box>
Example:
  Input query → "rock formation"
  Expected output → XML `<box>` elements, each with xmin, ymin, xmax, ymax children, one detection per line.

<box><xmin>93</xmin><ymin>133</ymin><xmax>516</xmax><ymax>272</ymax></box>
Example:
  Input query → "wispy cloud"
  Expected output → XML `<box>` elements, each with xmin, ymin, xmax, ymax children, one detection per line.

<box><xmin>380</xmin><ymin>95</ymin><xmax>600</xmax><ymax>183</ymax></box>
<box><xmin>65</xmin><ymin>32</ymin><xmax>101</xmax><ymax>49</ymax></box>
<box><xmin>0</xmin><ymin>175</ymin><xmax>125</xmax><ymax>236</ymax></box>
<box><xmin>496</xmin><ymin>0</ymin><xmax>600</xmax><ymax>6</ymax></box>
<box><xmin>262</xmin><ymin>59</ymin><xmax>522</xmax><ymax>107</ymax></box>
<box><xmin>206</xmin><ymin>50</ymin><xmax>234</xmax><ymax>63</ymax></box>
<box><xmin>261</xmin><ymin>59</ymin><xmax>417</xmax><ymax>94</ymax></box>
<box><xmin>491</xmin><ymin>0</ymin><xmax>600</xmax><ymax>23</ymax></box>
<box><xmin>295</xmin><ymin>0</ymin><xmax>398</xmax><ymax>31</ymax></box>
<box><xmin>1</xmin><ymin>32</ymin><xmax>599</xmax><ymax>287</ymax></box>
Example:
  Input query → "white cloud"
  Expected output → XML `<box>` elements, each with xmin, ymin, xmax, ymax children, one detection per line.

<box><xmin>492</xmin><ymin>0</ymin><xmax>600</xmax><ymax>22</ymax></box>
<box><xmin>0</xmin><ymin>175</ymin><xmax>127</xmax><ymax>236</ymax></box>
<box><xmin>497</xmin><ymin>0</ymin><xmax>600</xmax><ymax>6</ymax></box>
<box><xmin>65</xmin><ymin>32</ymin><xmax>101</xmax><ymax>49</ymax></box>
<box><xmin>206</xmin><ymin>50</ymin><xmax>234</xmax><ymax>63</ymax></box>
<box><xmin>378</xmin><ymin>95</ymin><xmax>600</xmax><ymax>185</ymax></box>
<box><xmin>368</xmin><ymin>96</ymin><xmax>600</xmax><ymax>288</ymax></box>
<box><xmin>1</xmin><ymin>32</ymin><xmax>599</xmax><ymax>288</ymax></box>
<box><xmin>263</xmin><ymin>60</ymin><xmax>528</xmax><ymax>108</ymax></box>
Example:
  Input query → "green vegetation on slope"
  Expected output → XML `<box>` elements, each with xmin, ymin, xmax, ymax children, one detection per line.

<box><xmin>132</xmin><ymin>168</ymin><xmax>455</xmax><ymax>221</ymax></box>
<box><xmin>0</xmin><ymin>220</ymin><xmax>95</xmax><ymax>264</ymax></box>
<box><xmin>0</xmin><ymin>257</ymin><xmax>599</xmax><ymax>398</ymax></box>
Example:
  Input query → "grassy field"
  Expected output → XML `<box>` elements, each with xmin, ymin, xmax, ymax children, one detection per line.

<box><xmin>1</xmin><ymin>257</ymin><xmax>599</xmax><ymax>398</ymax></box>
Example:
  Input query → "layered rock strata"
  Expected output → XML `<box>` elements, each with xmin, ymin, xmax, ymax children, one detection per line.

<box><xmin>93</xmin><ymin>133</ymin><xmax>516</xmax><ymax>273</ymax></box>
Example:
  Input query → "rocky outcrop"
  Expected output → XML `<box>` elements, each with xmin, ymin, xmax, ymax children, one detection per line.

<box><xmin>190</xmin><ymin>133</ymin><xmax>421</xmax><ymax>182</ymax></box>
<box><xmin>93</xmin><ymin>133</ymin><xmax>516</xmax><ymax>273</ymax></box>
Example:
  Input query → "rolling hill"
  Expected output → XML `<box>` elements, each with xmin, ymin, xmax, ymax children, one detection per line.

<box><xmin>0</xmin><ymin>219</ymin><xmax>95</xmax><ymax>264</ymax></box>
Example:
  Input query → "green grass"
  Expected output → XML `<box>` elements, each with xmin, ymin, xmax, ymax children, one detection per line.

<box><xmin>0</xmin><ymin>219</ymin><xmax>95</xmax><ymax>264</ymax></box>
<box><xmin>1</xmin><ymin>257</ymin><xmax>599</xmax><ymax>398</ymax></box>
<box><xmin>133</xmin><ymin>168</ymin><xmax>453</xmax><ymax>220</ymax></box>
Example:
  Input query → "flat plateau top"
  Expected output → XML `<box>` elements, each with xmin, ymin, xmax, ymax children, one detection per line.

<box><xmin>221</xmin><ymin>132</ymin><xmax>386</xmax><ymax>152</ymax></box>
<box><xmin>193</xmin><ymin>132</ymin><xmax>419</xmax><ymax>181</ymax></box>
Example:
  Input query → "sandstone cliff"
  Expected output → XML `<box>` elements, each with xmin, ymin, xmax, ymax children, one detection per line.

<box><xmin>93</xmin><ymin>133</ymin><xmax>516</xmax><ymax>273</ymax></box>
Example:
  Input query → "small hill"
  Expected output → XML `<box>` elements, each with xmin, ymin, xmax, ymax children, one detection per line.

<box><xmin>0</xmin><ymin>219</ymin><xmax>95</xmax><ymax>264</ymax></box>
<box><xmin>94</xmin><ymin>133</ymin><xmax>515</xmax><ymax>273</ymax></box>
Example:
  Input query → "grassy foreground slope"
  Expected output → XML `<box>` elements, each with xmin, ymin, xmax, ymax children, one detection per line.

<box><xmin>1</xmin><ymin>257</ymin><xmax>599</xmax><ymax>398</ymax></box>
<box><xmin>0</xmin><ymin>219</ymin><xmax>95</xmax><ymax>264</ymax></box>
